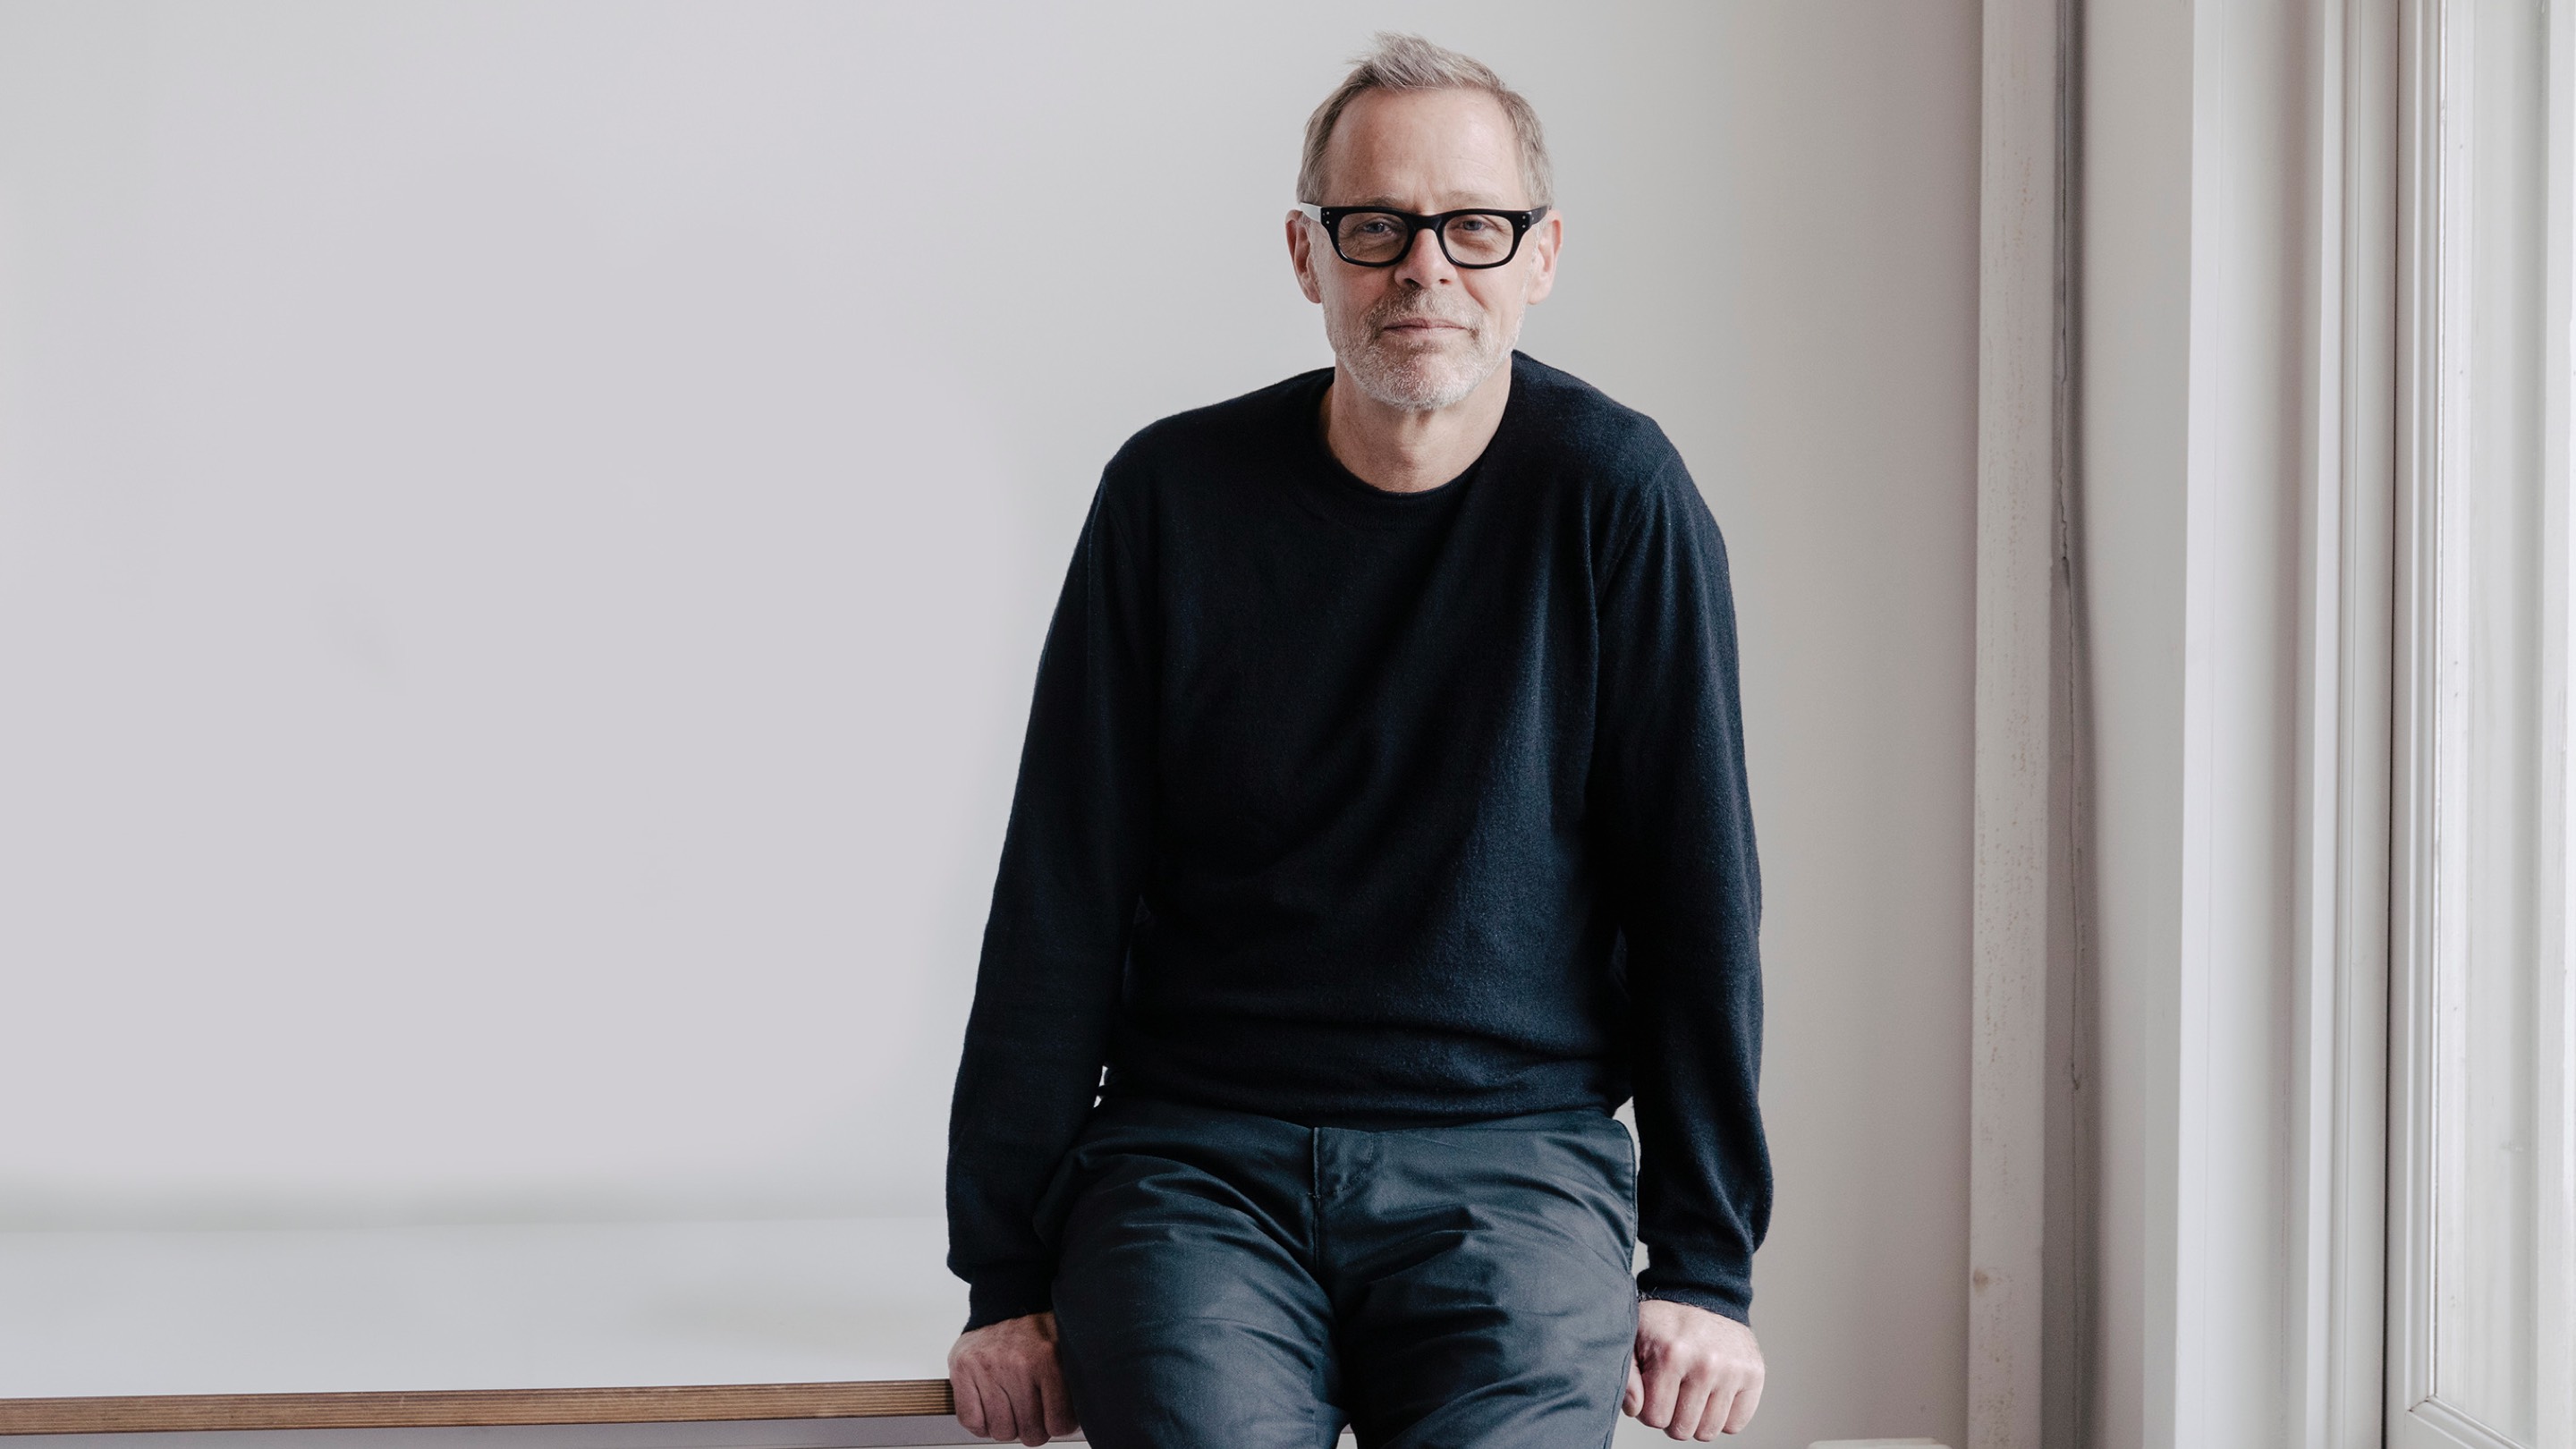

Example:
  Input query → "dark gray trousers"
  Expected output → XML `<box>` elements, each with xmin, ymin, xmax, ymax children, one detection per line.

<box><xmin>1039</xmin><ymin>1094</ymin><xmax>1641</xmax><ymax>1449</ymax></box>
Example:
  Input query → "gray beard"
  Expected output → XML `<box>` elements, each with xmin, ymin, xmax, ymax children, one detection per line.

<box><xmin>1326</xmin><ymin>301</ymin><xmax>1519</xmax><ymax>411</ymax></box>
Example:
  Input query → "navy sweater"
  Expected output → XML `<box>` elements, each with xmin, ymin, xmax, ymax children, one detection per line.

<box><xmin>945</xmin><ymin>352</ymin><xmax>1769</xmax><ymax>1328</ymax></box>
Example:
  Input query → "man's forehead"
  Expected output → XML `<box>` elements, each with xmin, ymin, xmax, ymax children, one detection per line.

<box><xmin>1317</xmin><ymin>88</ymin><xmax>1528</xmax><ymax>207</ymax></box>
<box><xmin>1336</xmin><ymin>188</ymin><xmax>1521</xmax><ymax>210</ymax></box>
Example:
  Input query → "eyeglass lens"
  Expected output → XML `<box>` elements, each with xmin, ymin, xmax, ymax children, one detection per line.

<box><xmin>1333</xmin><ymin>212</ymin><xmax>1519</xmax><ymax>267</ymax></box>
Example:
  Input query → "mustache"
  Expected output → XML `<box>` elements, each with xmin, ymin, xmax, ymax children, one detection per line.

<box><xmin>1367</xmin><ymin>298</ymin><xmax>1479</xmax><ymax>334</ymax></box>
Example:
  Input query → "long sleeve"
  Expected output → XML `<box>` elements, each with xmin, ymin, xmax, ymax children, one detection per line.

<box><xmin>945</xmin><ymin>465</ymin><xmax>1157</xmax><ymax>1332</ymax></box>
<box><xmin>1590</xmin><ymin>453</ymin><xmax>1771</xmax><ymax>1325</ymax></box>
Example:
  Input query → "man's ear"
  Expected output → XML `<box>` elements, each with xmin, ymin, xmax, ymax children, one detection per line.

<box><xmin>1285</xmin><ymin>211</ymin><xmax>1326</xmax><ymax>304</ymax></box>
<box><xmin>1521</xmin><ymin>209</ymin><xmax>1563</xmax><ymax>306</ymax></box>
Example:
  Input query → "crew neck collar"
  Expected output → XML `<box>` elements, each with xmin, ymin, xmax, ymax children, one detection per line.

<box><xmin>1295</xmin><ymin>353</ymin><xmax>1524</xmax><ymax>512</ymax></box>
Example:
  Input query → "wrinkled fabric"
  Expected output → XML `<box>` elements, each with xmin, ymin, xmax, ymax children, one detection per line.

<box><xmin>1046</xmin><ymin>1095</ymin><xmax>1640</xmax><ymax>1449</ymax></box>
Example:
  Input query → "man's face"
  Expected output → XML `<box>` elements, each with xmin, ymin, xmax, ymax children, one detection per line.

<box><xmin>1287</xmin><ymin>87</ymin><xmax>1562</xmax><ymax>411</ymax></box>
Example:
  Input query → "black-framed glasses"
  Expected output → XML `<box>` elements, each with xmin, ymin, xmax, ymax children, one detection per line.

<box><xmin>1296</xmin><ymin>202</ymin><xmax>1550</xmax><ymax>269</ymax></box>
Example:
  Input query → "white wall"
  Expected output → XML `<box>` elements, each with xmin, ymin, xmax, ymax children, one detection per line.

<box><xmin>0</xmin><ymin>4</ymin><xmax>1980</xmax><ymax>1443</ymax></box>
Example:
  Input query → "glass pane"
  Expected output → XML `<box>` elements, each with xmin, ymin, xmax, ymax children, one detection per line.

<box><xmin>2432</xmin><ymin>0</ymin><xmax>2551</xmax><ymax>1437</ymax></box>
<box><xmin>1334</xmin><ymin>212</ymin><xmax>1411</xmax><ymax>263</ymax></box>
<box><xmin>1439</xmin><ymin>214</ymin><xmax>1515</xmax><ymax>265</ymax></box>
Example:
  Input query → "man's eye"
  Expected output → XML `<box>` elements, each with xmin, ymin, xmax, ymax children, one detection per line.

<box><xmin>1452</xmin><ymin>217</ymin><xmax>1493</xmax><ymax>233</ymax></box>
<box><xmin>1352</xmin><ymin>219</ymin><xmax>1400</xmax><ymax>236</ymax></box>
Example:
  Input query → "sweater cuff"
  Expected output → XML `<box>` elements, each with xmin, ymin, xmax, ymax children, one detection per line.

<box><xmin>963</xmin><ymin>1265</ymin><xmax>1055</xmax><ymax>1332</ymax></box>
<box><xmin>1635</xmin><ymin>1275</ymin><xmax>1751</xmax><ymax>1326</ymax></box>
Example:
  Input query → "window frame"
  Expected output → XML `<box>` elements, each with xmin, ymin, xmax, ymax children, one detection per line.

<box><xmin>2385</xmin><ymin>3</ymin><xmax>2576</xmax><ymax>1448</ymax></box>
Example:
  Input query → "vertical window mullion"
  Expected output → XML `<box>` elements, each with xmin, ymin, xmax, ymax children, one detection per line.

<box><xmin>2536</xmin><ymin>0</ymin><xmax>2576</xmax><ymax>1439</ymax></box>
<box><xmin>2392</xmin><ymin>3</ymin><xmax>2576</xmax><ymax>1447</ymax></box>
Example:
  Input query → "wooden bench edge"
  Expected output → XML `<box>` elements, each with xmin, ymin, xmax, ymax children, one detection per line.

<box><xmin>0</xmin><ymin>1381</ymin><xmax>958</xmax><ymax>1436</ymax></box>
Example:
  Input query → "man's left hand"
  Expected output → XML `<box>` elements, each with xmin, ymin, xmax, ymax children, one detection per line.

<box><xmin>1623</xmin><ymin>1298</ymin><xmax>1764</xmax><ymax>1438</ymax></box>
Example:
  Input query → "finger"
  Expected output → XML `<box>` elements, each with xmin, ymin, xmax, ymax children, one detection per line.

<box><xmin>1020</xmin><ymin>1360</ymin><xmax>1061</xmax><ymax>1444</ymax></box>
<box><xmin>1038</xmin><ymin>1352</ymin><xmax>1079</xmax><ymax>1436</ymax></box>
<box><xmin>1648</xmin><ymin>1351</ymin><xmax>1690</xmax><ymax>1423</ymax></box>
<box><xmin>1663</xmin><ymin>1375</ymin><xmax>1714</xmax><ymax>1442</ymax></box>
<box><xmin>952</xmin><ymin>1370</ymin><xmax>987</xmax><ymax>1438</ymax></box>
<box><xmin>1723</xmin><ymin>1373</ymin><xmax>1763</xmax><ymax>1433</ymax></box>
<box><xmin>1623</xmin><ymin>1360</ymin><xmax>1644</xmax><ymax>1417</ymax></box>
<box><xmin>978</xmin><ymin>1372</ymin><xmax>1020</xmax><ymax>1445</ymax></box>
<box><xmin>1004</xmin><ymin>1372</ymin><xmax>1050</xmax><ymax>1447</ymax></box>
<box><xmin>1690</xmin><ymin>1386</ymin><xmax>1727</xmax><ymax>1440</ymax></box>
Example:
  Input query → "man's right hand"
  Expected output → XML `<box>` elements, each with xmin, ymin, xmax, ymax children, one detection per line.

<box><xmin>947</xmin><ymin>1311</ymin><xmax>1078</xmax><ymax>1446</ymax></box>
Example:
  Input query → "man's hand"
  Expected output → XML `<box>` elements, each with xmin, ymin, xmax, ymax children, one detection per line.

<box><xmin>947</xmin><ymin>1311</ymin><xmax>1078</xmax><ymax>1446</ymax></box>
<box><xmin>1623</xmin><ymin>1298</ymin><xmax>1765</xmax><ymax>1438</ymax></box>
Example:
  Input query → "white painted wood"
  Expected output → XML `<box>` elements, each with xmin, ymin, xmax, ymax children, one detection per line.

<box><xmin>1968</xmin><ymin>2</ymin><xmax>2061</xmax><ymax>1448</ymax></box>
<box><xmin>2388</xmin><ymin>2</ymin><xmax>2499</xmax><ymax>1442</ymax></box>
<box><xmin>2390</xmin><ymin>1</ymin><xmax>2576</xmax><ymax>1445</ymax></box>
<box><xmin>2536</xmin><ymin>0</ymin><xmax>2576</xmax><ymax>1443</ymax></box>
<box><xmin>2072</xmin><ymin>3</ymin><xmax>2199</xmax><ymax>1442</ymax></box>
<box><xmin>2176</xmin><ymin>4</ymin><xmax>2317</xmax><ymax>1443</ymax></box>
<box><xmin>2389</xmin><ymin>1</ymin><xmax>2451</xmax><ymax>1443</ymax></box>
<box><xmin>2287</xmin><ymin>5</ymin><xmax>2397</xmax><ymax>1449</ymax></box>
<box><xmin>2075</xmin><ymin>2</ymin><xmax>2378</xmax><ymax>1445</ymax></box>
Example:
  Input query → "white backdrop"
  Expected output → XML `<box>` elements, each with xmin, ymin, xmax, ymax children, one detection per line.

<box><xmin>0</xmin><ymin>3</ymin><xmax>1979</xmax><ymax>1443</ymax></box>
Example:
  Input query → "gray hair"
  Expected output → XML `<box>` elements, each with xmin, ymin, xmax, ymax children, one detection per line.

<box><xmin>1295</xmin><ymin>33</ymin><xmax>1554</xmax><ymax>208</ymax></box>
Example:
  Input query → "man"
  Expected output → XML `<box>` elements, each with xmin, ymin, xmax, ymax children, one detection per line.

<box><xmin>944</xmin><ymin>33</ymin><xmax>1768</xmax><ymax>1448</ymax></box>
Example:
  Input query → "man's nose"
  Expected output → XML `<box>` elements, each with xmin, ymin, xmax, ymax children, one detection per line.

<box><xmin>1388</xmin><ymin>222</ymin><xmax>1457</xmax><ymax>287</ymax></box>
